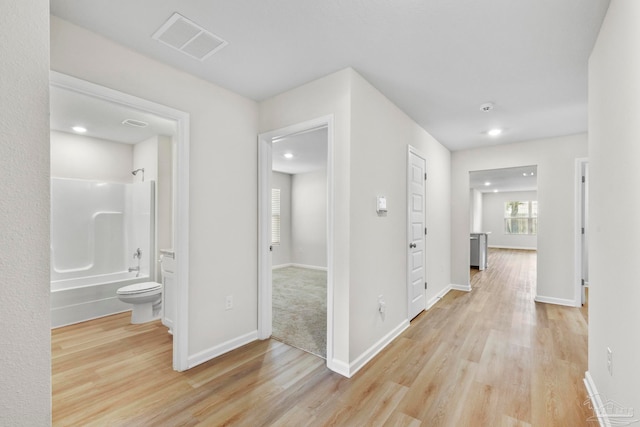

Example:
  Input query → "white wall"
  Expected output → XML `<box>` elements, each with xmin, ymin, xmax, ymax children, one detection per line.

<box><xmin>482</xmin><ymin>190</ymin><xmax>537</xmax><ymax>250</ymax></box>
<box><xmin>271</xmin><ymin>171</ymin><xmax>292</xmax><ymax>267</ymax></box>
<box><xmin>291</xmin><ymin>170</ymin><xmax>327</xmax><ymax>269</ymax></box>
<box><xmin>451</xmin><ymin>134</ymin><xmax>587</xmax><ymax>305</ymax></box>
<box><xmin>51</xmin><ymin>130</ymin><xmax>134</xmax><ymax>182</ymax></box>
<box><xmin>0</xmin><ymin>1</ymin><xmax>51</xmax><ymax>424</ymax></box>
<box><xmin>349</xmin><ymin>71</ymin><xmax>451</xmax><ymax>363</ymax></box>
<box><xmin>469</xmin><ymin>188</ymin><xmax>483</xmax><ymax>232</ymax></box>
<box><xmin>51</xmin><ymin>17</ymin><xmax>260</xmax><ymax>360</ymax></box>
<box><xmin>588</xmin><ymin>0</ymin><xmax>640</xmax><ymax>416</ymax></box>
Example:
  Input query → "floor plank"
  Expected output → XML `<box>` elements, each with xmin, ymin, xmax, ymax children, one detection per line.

<box><xmin>52</xmin><ymin>248</ymin><xmax>592</xmax><ymax>426</ymax></box>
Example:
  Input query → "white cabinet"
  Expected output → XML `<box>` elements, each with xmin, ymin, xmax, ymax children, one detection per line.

<box><xmin>159</xmin><ymin>250</ymin><xmax>175</xmax><ymax>334</ymax></box>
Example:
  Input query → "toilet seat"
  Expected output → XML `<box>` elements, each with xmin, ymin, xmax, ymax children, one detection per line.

<box><xmin>117</xmin><ymin>281</ymin><xmax>161</xmax><ymax>295</ymax></box>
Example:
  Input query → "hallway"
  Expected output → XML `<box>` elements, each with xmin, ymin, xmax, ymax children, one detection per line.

<box><xmin>52</xmin><ymin>248</ymin><xmax>591</xmax><ymax>426</ymax></box>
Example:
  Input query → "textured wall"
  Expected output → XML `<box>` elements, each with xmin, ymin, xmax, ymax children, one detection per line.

<box><xmin>0</xmin><ymin>1</ymin><xmax>51</xmax><ymax>424</ymax></box>
<box><xmin>588</xmin><ymin>0</ymin><xmax>640</xmax><ymax>416</ymax></box>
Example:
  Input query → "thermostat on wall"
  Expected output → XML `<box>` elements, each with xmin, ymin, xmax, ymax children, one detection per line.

<box><xmin>376</xmin><ymin>195</ymin><xmax>387</xmax><ymax>213</ymax></box>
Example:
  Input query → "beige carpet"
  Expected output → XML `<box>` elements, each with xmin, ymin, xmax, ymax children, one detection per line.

<box><xmin>272</xmin><ymin>266</ymin><xmax>327</xmax><ymax>358</ymax></box>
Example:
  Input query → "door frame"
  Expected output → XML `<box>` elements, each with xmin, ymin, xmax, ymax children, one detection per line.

<box><xmin>574</xmin><ymin>157</ymin><xmax>588</xmax><ymax>306</ymax></box>
<box><xmin>50</xmin><ymin>71</ymin><xmax>190</xmax><ymax>371</ymax></box>
<box><xmin>257</xmin><ymin>115</ymin><xmax>335</xmax><ymax>370</ymax></box>
<box><xmin>407</xmin><ymin>145</ymin><xmax>427</xmax><ymax>319</ymax></box>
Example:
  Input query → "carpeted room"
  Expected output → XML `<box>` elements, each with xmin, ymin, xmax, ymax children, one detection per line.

<box><xmin>270</xmin><ymin>127</ymin><xmax>328</xmax><ymax>358</ymax></box>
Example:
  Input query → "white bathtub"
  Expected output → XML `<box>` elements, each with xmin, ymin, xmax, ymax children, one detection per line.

<box><xmin>51</xmin><ymin>271</ymin><xmax>152</xmax><ymax>328</ymax></box>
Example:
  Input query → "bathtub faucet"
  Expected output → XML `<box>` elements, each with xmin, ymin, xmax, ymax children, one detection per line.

<box><xmin>128</xmin><ymin>266</ymin><xmax>140</xmax><ymax>277</ymax></box>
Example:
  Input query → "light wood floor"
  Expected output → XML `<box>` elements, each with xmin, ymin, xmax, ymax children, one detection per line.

<box><xmin>52</xmin><ymin>248</ymin><xmax>591</xmax><ymax>426</ymax></box>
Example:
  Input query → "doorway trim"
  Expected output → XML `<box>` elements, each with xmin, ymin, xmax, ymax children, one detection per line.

<box><xmin>257</xmin><ymin>115</ymin><xmax>335</xmax><ymax>371</ymax></box>
<box><xmin>50</xmin><ymin>71</ymin><xmax>190</xmax><ymax>371</ymax></box>
<box><xmin>574</xmin><ymin>157</ymin><xmax>588</xmax><ymax>307</ymax></box>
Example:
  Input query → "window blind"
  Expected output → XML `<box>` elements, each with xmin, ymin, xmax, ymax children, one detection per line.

<box><xmin>271</xmin><ymin>188</ymin><xmax>281</xmax><ymax>245</ymax></box>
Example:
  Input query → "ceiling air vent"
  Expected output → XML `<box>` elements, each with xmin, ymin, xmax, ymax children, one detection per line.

<box><xmin>152</xmin><ymin>12</ymin><xmax>228</xmax><ymax>61</ymax></box>
<box><xmin>122</xmin><ymin>119</ymin><xmax>148</xmax><ymax>128</ymax></box>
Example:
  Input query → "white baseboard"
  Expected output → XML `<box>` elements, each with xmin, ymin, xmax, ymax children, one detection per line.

<box><xmin>272</xmin><ymin>263</ymin><xmax>293</xmax><ymax>270</ymax></box>
<box><xmin>272</xmin><ymin>263</ymin><xmax>327</xmax><ymax>271</ymax></box>
<box><xmin>426</xmin><ymin>285</ymin><xmax>452</xmax><ymax>311</ymax></box>
<box><xmin>534</xmin><ymin>295</ymin><xmax>579</xmax><ymax>307</ymax></box>
<box><xmin>488</xmin><ymin>245</ymin><xmax>537</xmax><ymax>251</ymax></box>
<box><xmin>327</xmin><ymin>358</ymin><xmax>350</xmax><ymax>377</ymax></box>
<box><xmin>291</xmin><ymin>263</ymin><xmax>327</xmax><ymax>271</ymax></box>
<box><xmin>584</xmin><ymin>371</ymin><xmax>609</xmax><ymax>427</ymax></box>
<box><xmin>347</xmin><ymin>319</ymin><xmax>410</xmax><ymax>378</ymax></box>
<box><xmin>187</xmin><ymin>330</ymin><xmax>258</xmax><ymax>369</ymax></box>
<box><xmin>451</xmin><ymin>283</ymin><xmax>472</xmax><ymax>292</ymax></box>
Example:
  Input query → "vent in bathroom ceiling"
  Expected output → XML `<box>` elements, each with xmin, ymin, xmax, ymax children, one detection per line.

<box><xmin>152</xmin><ymin>12</ymin><xmax>228</xmax><ymax>61</ymax></box>
<box><xmin>122</xmin><ymin>119</ymin><xmax>148</xmax><ymax>128</ymax></box>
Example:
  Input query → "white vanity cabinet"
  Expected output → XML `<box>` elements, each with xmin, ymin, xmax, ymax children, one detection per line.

<box><xmin>159</xmin><ymin>249</ymin><xmax>175</xmax><ymax>334</ymax></box>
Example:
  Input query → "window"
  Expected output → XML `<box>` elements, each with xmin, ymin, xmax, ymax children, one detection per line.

<box><xmin>504</xmin><ymin>201</ymin><xmax>537</xmax><ymax>235</ymax></box>
<box><xmin>271</xmin><ymin>188</ymin><xmax>281</xmax><ymax>245</ymax></box>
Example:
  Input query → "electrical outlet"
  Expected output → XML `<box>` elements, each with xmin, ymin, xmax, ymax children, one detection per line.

<box><xmin>607</xmin><ymin>347</ymin><xmax>613</xmax><ymax>376</ymax></box>
<box><xmin>225</xmin><ymin>295</ymin><xmax>233</xmax><ymax>310</ymax></box>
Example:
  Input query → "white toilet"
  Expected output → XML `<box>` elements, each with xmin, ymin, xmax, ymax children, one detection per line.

<box><xmin>116</xmin><ymin>281</ymin><xmax>162</xmax><ymax>324</ymax></box>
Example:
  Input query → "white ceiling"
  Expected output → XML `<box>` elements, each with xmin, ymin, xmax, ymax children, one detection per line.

<box><xmin>470</xmin><ymin>166</ymin><xmax>537</xmax><ymax>193</ymax></box>
<box><xmin>272</xmin><ymin>127</ymin><xmax>327</xmax><ymax>175</ymax></box>
<box><xmin>50</xmin><ymin>0</ymin><xmax>610</xmax><ymax>152</ymax></box>
<box><xmin>50</xmin><ymin>86</ymin><xmax>177</xmax><ymax>144</ymax></box>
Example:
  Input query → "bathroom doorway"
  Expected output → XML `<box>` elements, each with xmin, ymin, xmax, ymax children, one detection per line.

<box><xmin>258</xmin><ymin>116</ymin><xmax>335</xmax><ymax>366</ymax></box>
<box><xmin>49</xmin><ymin>72</ymin><xmax>190</xmax><ymax>371</ymax></box>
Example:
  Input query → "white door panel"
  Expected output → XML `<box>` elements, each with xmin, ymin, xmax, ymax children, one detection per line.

<box><xmin>408</xmin><ymin>148</ymin><xmax>426</xmax><ymax>320</ymax></box>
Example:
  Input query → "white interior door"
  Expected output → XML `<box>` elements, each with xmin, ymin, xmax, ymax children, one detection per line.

<box><xmin>408</xmin><ymin>147</ymin><xmax>426</xmax><ymax>320</ymax></box>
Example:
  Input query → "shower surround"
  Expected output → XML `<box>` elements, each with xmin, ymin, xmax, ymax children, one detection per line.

<box><xmin>50</xmin><ymin>178</ymin><xmax>155</xmax><ymax>327</ymax></box>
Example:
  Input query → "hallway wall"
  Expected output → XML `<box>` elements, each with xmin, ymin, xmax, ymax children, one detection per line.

<box><xmin>0</xmin><ymin>1</ymin><xmax>51</xmax><ymax>424</ymax></box>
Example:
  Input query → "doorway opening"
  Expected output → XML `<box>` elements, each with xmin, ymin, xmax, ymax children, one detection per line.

<box><xmin>49</xmin><ymin>72</ymin><xmax>190</xmax><ymax>371</ymax></box>
<box><xmin>468</xmin><ymin>166</ymin><xmax>538</xmax><ymax>293</ymax></box>
<box><xmin>258</xmin><ymin>116</ymin><xmax>334</xmax><ymax>365</ymax></box>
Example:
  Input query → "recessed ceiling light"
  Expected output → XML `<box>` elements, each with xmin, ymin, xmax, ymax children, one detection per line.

<box><xmin>530</xmin><ymin>172</ymin><xmax>535</xmax><ymax>176</ymax></box>
<box><xmin>284</xmin><ymin>153</ymin><xmax>294</xmax><ymax>159</ymax></box>
<box><xmin>493</xmin><ymin>189</ymin><xmax>498</xmax><ymax>193</ymax></box>
<box><xmin>523</xmin><ymin>173</ymin><xmax>527</xmax><ymax>176</ymax></box>
<box><xmin>484</xmin><ymin>182</ymin><xmax>491</xmax><ymax>186</ymax></box>
<box><xmin>72</xmin><ymin>126</ymin><xmax>87</xmax><ymax>133</ymax></box>
<box><xmin>488</xmin><ymin>128</ymin><xmax>502</xmax><ymax>137</ymax></box>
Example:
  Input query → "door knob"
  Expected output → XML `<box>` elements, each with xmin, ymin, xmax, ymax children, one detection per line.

<box><xmin>409</xmin><ymin>243</ymin><xmax>416</xmax><ymax>249</ymax></box>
